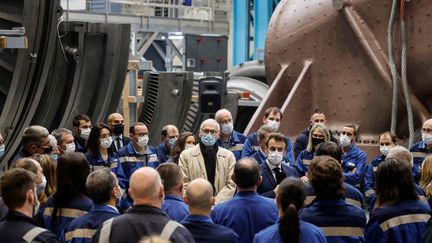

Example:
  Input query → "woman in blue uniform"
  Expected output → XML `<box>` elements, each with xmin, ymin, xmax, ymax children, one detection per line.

<box><xmin>295</xmin><ymin>124</ymin><xmax>330</xmax><ymax>176</ymax></box>
<box><xmin>366</xmin><ymin>158</ymin><xmax>431</xmax><ymax>242</ymax></box>
<box><xmin>85</xmin><ymin>123</ymin><xmax>126</xmax><ymax>188</ymax></box>
<box><xmin>253</xmin><ymin>177</ymin><xmax>327</xmax><ymax>243</ymax></box>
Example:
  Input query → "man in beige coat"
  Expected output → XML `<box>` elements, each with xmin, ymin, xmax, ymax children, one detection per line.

<box><xmin>179</xmin><ymin>119</ymin><xmax>236</xmax><ymax>203</ymax></box>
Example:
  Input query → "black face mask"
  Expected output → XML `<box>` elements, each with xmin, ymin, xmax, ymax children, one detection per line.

<box><xmin>113</xmin><ymin>124</ymin><xmax>124</xmax><ymax>135</ymax></box>
<box><xmin>312</xmin><ymin>138</ymin><xmax>325</xmax><ymax>147</ymax></box>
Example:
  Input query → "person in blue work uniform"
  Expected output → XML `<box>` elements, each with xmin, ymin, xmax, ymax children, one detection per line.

<box><xmin>9</xmin><ymin>125</ymin><xmax>52</xmax><ymax>167</ymax></box>
<box><xmin>65</xmin><ymin>168</ymin><xmax>121</xmax><ymax>243</ymax></box>
<box><xmin>339</xmin><ymin>124</ymin><xmax>367</xmax><ymax>187</ymax></box>
<box><xmin>241</xmin><ymin>107</ymin><xmax>294</xmax><ymax>164</ymax></box>
<box><xmin>117</xmin><ymin>122</ymin><xmax>159</xmax><ymax>186</ymax></box>
<box><xmin>91</xmin><ymin>167</ymin><xmax>195</xmax><ymax>243</ymax></box>
<box><xmin>253</xmin><ymin>177</ymin><xmax>327</xmax><ymax>243</ymax></box>
<box><xmin>168</xmin><ymin>131</ymin><xmax>196</xmax><ymax>164</ymax></box>
<box><xmin>366</xmin><ymin>158</ymin><xmax>431</xmax><ymax>242</ymax></box>
<box><xmin>211</xmin><ymin>157</ymin><xmax>279</xmax><ymax>243</ymax></box>
<box><xmin>305</xmin><ymin>142</ymin><xmax>365</xmax><ymax>209</ymax></box>
<box><xmin>250</xmin><ymin>125</ymin><xmax>273</xmax><ymax>165</ymax></box>
<box><xmin>40</xmin><ymin>152</ymin><xmax>94</xmax><ymax>241</ymax></box>
<box><xmin>85</xmin><ymin>123</ymin><xmax>126</xmax><ymax>189</ymax></box>
<box><xmin>300</xmin><ymin>156</ymin><xmax>367</xmax><ymax>242</ymax></box>
<box><xmin>156</xmin><ymin>125</ymin><xmax>180</xmax><ymax>163</ymax></box>
<box><xmin>182</xmin><ymin>178</ymin><xmax>239</xmax><ymax>243</ymax></box>
<box><xmin>295</xmin><ymin>124</ymin><xmax>330</xmax><ymax>177</ymax></box>
<box><xmin>72</xmin><ymin>114</ymin><xmax>92</xmax><ymax>153</ymax></box>
<box><xmin>410</xmin><ymin>119</ymin><xmax>432</xmax><ymax>184</ymax></box>
<box><xmin>257</xmin><ymin>133</ymin><xmax>299</xmax><ymax>198</ymax></box>
<box><xmin>362</xmin><ymin>131</ymin><xmax>397</xmax><ymax>205</ymax></box>
<box><xmin>294</xmin><ymin>108</ymin><xmax>328</xmax><ymax>160</ymax></box>
<box><xmin>107</xmin><ymin>113</ymin><xmax>131</xmax><ymax>153</ymax></box>
<box><xmin>157</xmin><ymin>163</ymin><xmax>189</xmax><ymax>222</ymax></box>
<box><xmin>0</xmin><ymin>169</ymin><xmax>60</xmax><ymax>242</ymax></box>
<box><xmin>215</xmin><ymin>108</ymin><xmax>246</xmax><ymax>161</ymax></box>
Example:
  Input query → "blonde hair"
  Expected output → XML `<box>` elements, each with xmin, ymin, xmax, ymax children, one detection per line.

<box><xmin>420</xmin><ymin>156</ymin><xmax>432</xmax><ymax>197</ymax></box>
<box><xmin>34</xmin><ymin>154</ymin><xmax>57</xmax><ymax>204</ymax></box>
<box><xmin>306</xmin><ymin>124</ymin><xmax>330</xmax><ymax>152</ymax></box>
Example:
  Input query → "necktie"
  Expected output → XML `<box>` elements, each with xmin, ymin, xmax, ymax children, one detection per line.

<box><xmin>273</xmin><ymin>167</ymin><xmax>286</xmax><ymax>184</ymax></box>
<box><xmin>115</xmin><ymin>137</ymin><xmax>121</xmax><ymax>151</ymax></box>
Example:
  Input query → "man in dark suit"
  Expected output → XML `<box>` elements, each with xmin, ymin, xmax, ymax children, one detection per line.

<box><xmin>107</xmin><ymin>113</ymin><xmax>131</xmax><ymax>152</ymax></box>
<box><xmin>257</xmin><ymin>132</ymin><xmax>300</xmax><ymax>198</ymax></box>
<box><xmin>181</xmin><ymin>178</ymin><xmax>239</xmax><ymax>243</ymax></box>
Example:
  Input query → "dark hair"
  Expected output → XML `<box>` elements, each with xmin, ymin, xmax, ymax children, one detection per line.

<box><xmin>12</xmin><ymin>158</ymin><xmax>39</xmax><ymax>174</ymax></box>
<box><xmin>129</xmin><ymin>122</ymin><xmax>147</xmax><ymax>135</ymax></box>
<box><xmin>265</xmin><ymin>133</ymin><xmax>287</xmax><ymax>148</ymax></box>
<box><xmin>308</xmin><ymin>156</ymin><xmax>345</xmax><ymax>199</ymax></box>
<box><xmin>376</xmin><ymin>158</ymin><xmax>418</xmax><ymax>207</ymax></box>
<box><xmin>379</xmin><ymin>131</ymin><xmax>397</xmax><ymax>143</ymax></box>
<box><xmin>1</xmin><ymin>168</ymin><xmax>36</xmax><ymax>209</ymax></box>
<box><xmin>312</xmin><ymin>107</ymin><xmax>323</xmax><ymax>115</ymax></box>
<box><xmin>315</xmin><ymin>142</ymin><xmax>342</xmax><ymax>163</ymax></box>
<box><xmin>86</xmin><ymin>123</ymin><xmax>113</xmax><ymax>157</ymax></box>
<box><xmin>86</xmin><ymin>168</ymin><xmax>116</xmax><ymax>204</ymax></box>
<box><xmin>156</xmin><ymin>163</ymin><xmax>183</xmax><ymax>192</ymax></box>
<box><xmin>169</xmin><ymin>132</ymin><xmax>195</xmax><ymax>164</ymax></box>
<box><xmin>233</xmin><ymin>158</ymin><xmax>260</xmax><ymax>188</ymax></box>
<box><xmin>343</xmin><ymin>124</ymin><xmax>358</xmax><ymax>137</ymax></box>
<box><xmin>52</xmin><ymin>152</ymin><xmax>90</xmax><ymax>220</ymax></box>
<box><xmin>21</xmin><ymin>125</ymin><xmax>49</xmax><ymax>148</ymax></box>
<box><xmin>72</xmin><ymin>114</ymin><xmax>91</xmax><ymax>128</ymax></box>
<box><xmin>264</xmin><ymin>107</ymin><xmax>282</xmax><ymax>120</ymax></box>
<box><xmin>277</xmin><ymin>177</ymin><xmax>307</xmax><ymax>243</ymax></box>
<box><xmin>161</xmin><ymin>125</ymin><xmax>169</xmax><ymax>137</ymax></box>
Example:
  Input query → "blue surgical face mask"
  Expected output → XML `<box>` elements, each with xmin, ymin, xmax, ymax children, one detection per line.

<box><xmin>168</xmin><ymin>138</ymin><xmax>177</xmax><ymax>149</ymax></box>
<box><xmin>0</xmin><ymin>144</ymin><xmax>4</xmax><ymax>157</ymax></box>
<box><xmin>201</xmin><ymin>133</ymin><xmax>217</xmax><ymax>147</ymax></box>
<box><xmin>52</xmin><ymin>153</ymin><xmax>59</xmax><ymax>161</ymax></box>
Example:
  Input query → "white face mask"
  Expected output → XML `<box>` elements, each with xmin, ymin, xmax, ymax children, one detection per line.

<box><xmin>380</xmin><ymin>145</ymin><xmax>390</xmax><ymax>156</ymax></box>
<box><xmin>422</xmin><ymin>133</ymin><xmax>432</xmax><ymax>145</ymax></box>
<box><xmin>33</xmin><ymin>187</ymin><xmax>40</xmax><ymax>216</ymax></box>
<box><xmin>65</xmin><ymin>142</ymin><xmax>76</xmax><ymax>152</ymax></box>
<box><xmin>267</xmin><ymin>151</ymin><xmax>283</xmax><ymax>166</ymax></box>
<box><xmin>185</xmin><ymin>144</ymin><xmax>195</xmax><ymax>150</ymax></box>
<box><xmin>267</xmin><ymin>120</ymin><xmax>280</xmax><ymax>132</ymax></box>
<box><xmin>339</xmin><ymin>135</ymin><xmax>352</xmax><ymax>147</ymax></box>
<box><xmin>221</xmin><ymin>122</ymin><xmax>234</xmax><ymax>135</ymax></box>
<box><xmin>36</xmin><ymin>176</ymin><xmax>47</xmax><ymax>195</ymax></box>
<box><xmin>80</xmin><ymin>128</ymin><xmax>91</xmax><ymax>140</ymax></box>
<box><xmin>100</xmin><ymin>137</ymin><xmax>113</xmax><ymax>149</ymax></box>
<box><xmin>137</xmin><ymin>135</ymin><xmax>149</xmax><ymax>148</ymax></box>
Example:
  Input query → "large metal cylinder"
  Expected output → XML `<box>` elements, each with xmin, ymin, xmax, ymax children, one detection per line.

<box><xmin>259</xmin><ymin>0</ymin><xmax>431</xmax><ymax>152</ymax></box>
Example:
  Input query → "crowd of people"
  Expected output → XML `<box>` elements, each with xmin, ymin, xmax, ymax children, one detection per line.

<box><xmin>0</xmin><ymin>107</ymin><xmax>432</xmax><ymax>243</ymax></box>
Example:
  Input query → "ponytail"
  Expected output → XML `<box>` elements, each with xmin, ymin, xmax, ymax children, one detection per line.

<box><xmin>279</xmin><ymin>203</ymin><xmax>300</xmax><ymax>243</ymax></box>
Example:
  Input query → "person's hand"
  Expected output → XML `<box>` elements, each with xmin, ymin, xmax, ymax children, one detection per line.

<box><xmin>274</xmin><ymin>184</ymin><xmax>280</xmax><ymax>195</ymax></box>
<box><xmin>301</xmin><ymin>176</ymin><xmax>309</xmax><ymax>183</ymax></box>
<box><xmin>352</xmin><ymin>167</ymin><xmax>357</xmax><ymax>173</ymax></box>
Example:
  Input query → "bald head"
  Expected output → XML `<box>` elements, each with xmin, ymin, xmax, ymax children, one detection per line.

<box><xmin>129</xmin><ymin>167</ymin><xmax>163</xmax><ymax>205</ymax></box>
<box><xmin>107</xmin><ymin>113</ymin><xmax>124</xmax><ymax>123</ymax></box>
<box><xmin>215</xmin><ymin>109</ymin><xmax>232</xmax><ymax>122</ymax></box>
<box><xmin>387</xmin><ymin>145</ymin><xmax>413</xmax><ymax>167</ymax></box>
<box><xmin>185</xmin><ymin>178</ymin><xmax>214</xmax><ymax>211</ymax></box>
<box><xmin>199</xmin><ymin>119</ymin><xmax>220</xmax><ymax>139</ymax></box>
<box><xmin>233</xmin><ymin>157</ymin><xmax>261</xmax><ymax>190</ymax></box>
<box><xmin>424</xmin><ymin>119</ymin><xmax>432</xmax><ymax>128</ymax></box>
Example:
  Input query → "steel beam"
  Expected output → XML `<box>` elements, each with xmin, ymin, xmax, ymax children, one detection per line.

<box><xmin>233</xmin><ymin>0</ymin><xmax>248</xmax><ymax>65</ymax></box>
<box><xmin>253</xmin><ymin>0</ymin><xmax>272</xmax><ymax>58</ymax></box>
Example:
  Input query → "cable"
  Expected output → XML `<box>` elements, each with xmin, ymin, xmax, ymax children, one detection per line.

<box><xmin>388</xmin><ymin>0</ymin><xmax>399</xmax><ymax>134</ymax></box>
<box><xmin>56</xmin><ymin>18</ymin><xmax>68</xmax><ymax>63</ymax></box>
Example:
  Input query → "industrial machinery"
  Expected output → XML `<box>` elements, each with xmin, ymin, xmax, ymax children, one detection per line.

<box><xmin>244</xmin><ymin>0</ymin><xmax>432</xmax><ymax>155</ymax></box>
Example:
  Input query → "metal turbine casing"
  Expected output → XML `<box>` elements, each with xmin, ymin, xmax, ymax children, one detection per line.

<box><xmin>245</xmin><ymin>0</ymin><xmax>432</xmax><ymax>154</ymax></box>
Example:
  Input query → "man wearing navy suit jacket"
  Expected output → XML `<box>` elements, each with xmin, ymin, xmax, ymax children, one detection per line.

<box><xmin>257</xmin><ymin>133</ymin><xmax>300</xmax><ymax>198</ymax></box>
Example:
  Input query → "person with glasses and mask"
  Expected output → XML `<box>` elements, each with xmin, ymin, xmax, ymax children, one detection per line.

<box><xmin>117</xmin><ymin>122</ymin><xmax>159</xmax><ymax>190</ymax></box>
<box><xmin>156</xmin><ymin>125</ymin><xmax>180</xmax><ymax>163</ymax></box>
<box><xmin>295</xmin><ymin>124</ymin><xmax>331</xmax><ymax>178</ymax></box>
<box><xmin>215</xmin><ymin>108</ymin><xmax>246</xmax><ymax>161</ymax></box>
<box><xmin>410</xmin><ymin>118</ymin><xmax>432</xmax><ymax>184</ymax></box>
<box><xmin>107</xmin><ymin>113</ymin><xmax>131</xmax><ymax>153</ymax></box>
<box><xmin>242</xmin><ymin>107</ymin><xmax>294</xmax><ymax>164</ymax></box>
<box><xmin>72</xmin><ymin>114</ymin><xmax>92</xmax><ymax>153</ymax></box>
<box><xmin>339</xmin><ymin>124</ymin><xmax>367</xmax><ymax>187</ymax></box>
<box><xmin>179</xmin><ymin>119</ymin><xmax>236</xmax><ymax>204</ymax></box>
<box><xmin>51</xmin><ymin>128</ymin><xmax>76</xmax><ymax>156</ymax></box>
<box><xmin>0</xmin><ymin>168</ymin><xmax>60</xmax><ymax>242</ymax></box>
<box><xmin>257</xmin><ymin>133</ymin><xmax>299</xmax><ymax>198</ymax></box>
<box><xmin>9</xmin><ymin>125</ymin><xmax>52</xmax><ymax>168</ymax></box>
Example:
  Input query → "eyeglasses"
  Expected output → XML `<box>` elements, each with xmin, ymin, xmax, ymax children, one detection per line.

<box><xmin>422</xmin><ymin>128</ymin><xmax>432</xmax><ymax>134</ymax></box>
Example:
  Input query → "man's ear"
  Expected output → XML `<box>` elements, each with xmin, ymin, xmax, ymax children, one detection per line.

<box><xmin>210</xmin><ymin>196</ymin><xmax>216</xmax><ymax>206</ymax></box>
<box><xmin>183</xmin><ymin>196</ymin><xmax>189</xmax><ymax>204</ymax></box>
<box><xmin>30</xmin><ymin>144</ymin><xmax>37</xmax><ymax>154</ymax></box>
<box><xmin>128</xmin><ymin>188</ymin><xmax>133</xmax><ymax>200</ymax></box>
<box><xmin>159</xmin><ymin>186</ymin><xmax>164</xmax><ymax>198</ymax></box>
<box><xmin>27</xmin><ymin>189</ymin><xmax>35</xmax><ymax>205</ymax></box>
<box><xmin>256</xmin><ymin>176</ymin><xmax>263</xmax><ymax>187</ymax></box>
